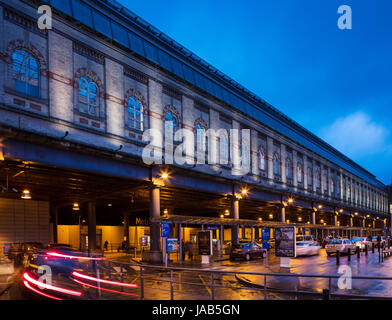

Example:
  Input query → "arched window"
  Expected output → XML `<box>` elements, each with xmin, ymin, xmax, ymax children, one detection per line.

<box><xmin>273</xmin><ymin>154</ymin><xmax>280</xmax><ymax>176</ymax></box>
<box><xmin>79</xmin><ymin>75</ymin><xmax>98</xmax><ymax>116</ymax></box>
<box><xmin>297</xmin><ymin>163</ymin><xmax>303</xmax><ymax>183</ymax></box>
<box><xmin>165</xmin><ymin>108</ymin><xmax>178</xmax><ymax>131</ymax></box>
<box><xmin>258</xmin><ymin>149</ymin><xmax>265</xmax><ymax>171</ymax></box>
<box><xmin>195</xmin><ymin>121</ymin><xmax>206</xmax><ymax>152</ymax></box>
<box><xmin>286</xmin><ymin>159</ymin><xmax>292</xmax><ymax>180</ymax></box>
<box><xmin>12</xmin><ymin>48</ymin><xmax>40</xmax><ymax>98</ymax></box>
<box><xmin>315</xmin><ymin>169</ymin><xmax>321</xmax><ymax>188</ymax></box>
<box><xmin>127</xmin><ymin>95</ymin><xmax>143</xmax><ymax>130</ymax></box>
<box><xmin>330</xmin><ymin>178</ymin><xmax>335</xmax><ymax>194</ymax></box>
<box><xmin>241</xmin><ymin>143</ymin><xmax>250</xmax><ymax>167</ymax></box>
<box><xmin>307</xmin><ymin>167</ymin><xmax>313</xmax><ymax>186</ymax></box>
<box><xmin>219</xmin><ymin>133</ymin><xmax>229</xmax><ymax>165</ymax></box>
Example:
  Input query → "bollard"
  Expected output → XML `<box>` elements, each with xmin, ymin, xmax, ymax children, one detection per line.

<box><xmin>372</xmin><ymin>243</ymin><xmax>375</xmax><ymax>253</ymax></box>
<box><xmin>336</xmin><ymin>250</ymin><xmax>340</xmax><ymax>265</ymax></box>
<box><xmin>347</xmin><ymin>248</ymin><xmax>351</xmax><ymax>262</ymax></box>
<box><xmin>322</xmin><ymin>289</ymin><xmax>330</xmax><ymax>300</ymax></box>
<box><xmin>357</xmin><ymin>246</ymin><xmax>360</xmax><ymax>259</ymax></box>
<box><xmin>365</xmin><ymin>244</ymin><xmax>368</xmax><ymax>256</ymax></box>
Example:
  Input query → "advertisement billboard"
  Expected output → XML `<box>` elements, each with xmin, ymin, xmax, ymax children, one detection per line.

<box><xmin>166</xmin><ymin>238</ymin><xmax>179</xmax><ymax>252</ymax></box>
<box><xmin>275</xmin><ymin>226</ymin><xmax>296</xmax><ymax>258</ymax></box>
<box><xmin>198</xmin><ymin>230</ymin><xmax>213</xmax><ymax>256</ymax></box>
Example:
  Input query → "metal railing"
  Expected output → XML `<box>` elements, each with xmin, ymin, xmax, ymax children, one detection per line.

<box><xmin>94</xmin><ymin>259</ymin><xmax>392</xmax><ymax>300</ymax></box>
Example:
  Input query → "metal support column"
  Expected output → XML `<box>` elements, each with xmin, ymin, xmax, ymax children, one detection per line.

<box><xmin>88</xmin><ymin>202</ymin><xmax>97</xmax><ymax>251</ymax></box>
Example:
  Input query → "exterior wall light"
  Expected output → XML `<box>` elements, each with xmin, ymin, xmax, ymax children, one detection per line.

<box><xmin>73</xmin><ymin>203</ymin><xmax>80</xmax><ymax>211</ymax></box>
<box><xmin>21</xmin><ymin>189</ymin><xmax>32</xmax><ymax>200</ymax></box>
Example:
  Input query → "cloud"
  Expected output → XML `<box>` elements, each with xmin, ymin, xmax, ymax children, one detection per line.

<box><xmin>319</xmin><ymin>112</ymin><xmax>390</xmax><ymax>158</ymax></box>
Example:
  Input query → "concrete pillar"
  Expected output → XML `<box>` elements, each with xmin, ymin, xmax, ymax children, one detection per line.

<box><xmin>179</xmin><ymin>223</ymin><xmax>183</xmax><ymax>261</ymax></box>
<box><xmin>280</xmin><ymin>206</ymin><xmax>286</xmax><ymax>223</ymax></box>
<box><xmin>267</xmin><ymin>137</ymin><xmax>274</xmax><ymax>181</ymax></box>
<box><xmin>88</xmin><ymin>202</ymin><xmax>96</xmax><ymax>251</ymax></box>
<box><xmin>150</xmin><ymin>186</ymin><xmax>161</xmax><ymax>252</ymax></box>
<box><xmin>303</xmin><ymin>155</ymin><xmax>308</xmax><ymax>190</ymax></box>
<box><xmin>311</xmin><ymin>211</ymin><xmax>316</xmax><ymax>225</ymax></box>
<box><xmin>281</xmin><ymin>144</ymin><xmax>286</xmax><ymax>184</ymax></box>
<box><xmin>52</xmin><ymin>206</ymin><xmax>58</xmax><ymax>244</ymax></box>
<box><xmin>231</xmin><ymin>197</ymin><xmax>240</xmax><ymax>245</ymax></box>
<box><xmin>123</xmin><ymin>211</ymin><xmax>130</xmax><ymax>246</ymax></box>
<box><xmin>293</xmin><ymin>150</ymin><xmax>298</xmax><ymax>187</ymax></box>
<box><xmin>349</xmin><ymin>216</ymin><xmax>353</xmax><ymax>227</ymax></box>
<box><xmin>220</xmin><ymin>225</ymin><xmax>224</xmax><ymax>257</ymax></box>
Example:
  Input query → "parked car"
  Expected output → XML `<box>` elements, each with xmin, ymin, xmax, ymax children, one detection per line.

<box><xmin>371</xmin><ymin>236</ymin><xmax>386</xmax><ymax>248</ymax></box>
<box><xmin>296</xmin><ymin>235</ymin><xmax>318</xmax><ymax>245</ymax></box>
<box><xmin>8</xmin><ymin>242</ymin><xmax>44</xmax><ymax>266</ymax></box>
<box><xmin>230</xmin><ymin>242</ymin><xmax>267</xmax><ymax>261</ymax></box>
<box><xmin>296</xmin><ymin>241</ymin><xmax>321</xmax><ymax>257</ymax></box>
<box><xmin>351</xmin><ymin>237</ymin><xmax>372</xmax><ymax>251</ymax></box>
<box><xmin>326</xmin><ymin>239</ymin><xmax>357</xmax><ymax>256</ymax></box>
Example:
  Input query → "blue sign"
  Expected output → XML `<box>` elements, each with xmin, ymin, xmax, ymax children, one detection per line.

<box><xmin>167</xmin><ymin>238</ymin><xmax>179</xmax><ymax>252</ymax></box>
<box><xmin>262</xmin><ymin>228</ymin><xmax>271</xmax><ymax>241</ymax></box>
<box><xmin>161</xmin><ymin>222</ymin><xmax>170</xmax><ymax>238</ymax></box>
<box><xmin>262</xmin><ymin>241</ymin><xmax>271</xmax><ymax>250</ymax></box>
<box><xmin>207</xmin><ymin>226</ymin><xmax>218</xmax><ymax>230</ymax></box>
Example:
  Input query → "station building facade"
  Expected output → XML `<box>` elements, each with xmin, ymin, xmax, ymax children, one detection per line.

<box><xmin>0</xmin><ymin>0</ymin><xmax>389</xmax><ymax>259</ymax></box>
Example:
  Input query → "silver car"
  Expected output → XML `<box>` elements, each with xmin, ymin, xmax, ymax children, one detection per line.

<box><xmin>326</xmin><ymin>239</ymin><xmax>357</xmax><ymax>256</ymax></box>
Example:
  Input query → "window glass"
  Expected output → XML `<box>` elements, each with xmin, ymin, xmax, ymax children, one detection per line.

<box><xmin>78</xmin><ymin>75</ymin><xmax>98</xmax><ymax>116</ymax></box>
<box><xmin>127</xmin><ymin>95</ymin><xmax>143</xmax><ymax>130</ymax></box>
<box><xmin>12</xmin><ymin>49</ymin><xmax>40</xmax><ymax>98</ymax></box>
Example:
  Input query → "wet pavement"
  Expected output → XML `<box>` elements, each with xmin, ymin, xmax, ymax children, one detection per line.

<box><xmin>214</xmin><ymin>249</ymin><xmax>392</xmax><ymax>298</ymax></box>
<box><xmin>5</xmin><ymin>248</ymin><xmax>392</xmax><ymax>300</ymax></box>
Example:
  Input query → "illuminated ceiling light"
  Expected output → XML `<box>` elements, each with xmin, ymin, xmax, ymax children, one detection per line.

<box><xmin>323</xmin><ymin>223</ymin><xmax>327</xmax><ymax>226</ymax></box>
<box><xmin>318</xmin><ymin>205</ymin><xmax>323</xmax><ymax>209</ymax></box>
<box><xmin>339</xmin><ymin>209</ymin><xmax>343</xmax><ymax>213</ymax></box>
<box><xmin>366</xmin><ymin>214</ymin><xmax>370</xmax><ymax>218</ymax></box>
<box><xmin>258</xmin><ymin>217</ymin><xmax>262</xmax><ymax>221</ymax></box>
<box><xmin>108</xmin><ymin>204</ymin><xmax>113</xmax><ymax>207</ymax></box>
<box><xmin>73</xmin><ymin>203</ymin><xmax>80</xmax><ymax>211</ymax></box>
<box><xmin>307</xmin><ymin>221</ymin><xmax>310</xmax><ymax>224</ymax></box>
<box><xmin>269</xmin><ymin>214</ymin><xmax>273</xmax><ymax>219</ymax></box>
<box><xmin>163</xmin><ymin>209</ymin><xmax>169</xmax><ymax>215</ymax></box>
<box><xmin>286</xmin><ymin>220</ymin><xmax>290</xmax><ymax>223</ymax></box>
<box><xmin>224</xmin><ymin>210</ymin><xmax>230</xmax><ymax>216</ymax></box>
<box><xmin>355</xmin><ymin>212</ymin><xmax>358</xmax><ymax>216</ymax></box>
<box><xmin>288</xmin><ymin>198</ymin><xmax>294</xmax><ymax>204</ymax></box>
<box><xmin>220</xmin><ymin>214</ymin><xmax>224</xmax><ymax>218</ymax></box>
<box><xmin>21</xmin><ymin>189</ymin><xmax>31</xmax><ymax>200</ymax></box>
<box><xmin>298</xmin><ymin>217</ymin><xmax>302</xmax><ymax>222</ymax></box>
<box><xmin>320</xmin><ymin>219</ymin><xmax>324</xmax><ymax>223</ymax></box>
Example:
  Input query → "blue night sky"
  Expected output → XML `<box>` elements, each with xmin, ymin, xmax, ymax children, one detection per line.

<box><xmin>120</xmin><ymin>0</ymin><xmax>392</xmax><ymax>185</ymax></box>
